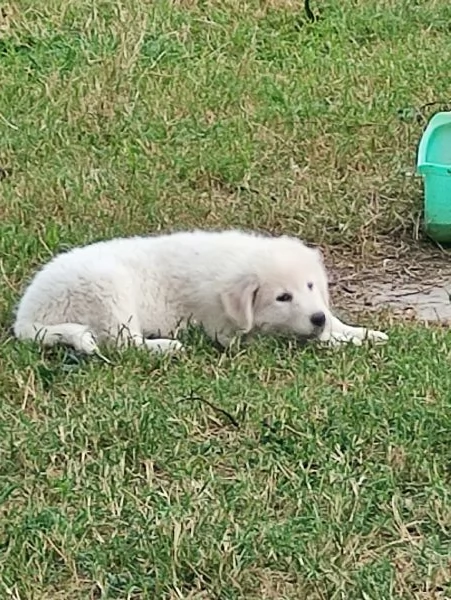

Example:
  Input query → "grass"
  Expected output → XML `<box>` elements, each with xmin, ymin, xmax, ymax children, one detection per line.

<box><xmin>1</xmin><ymin>0</ymin><xmax>451</xmax><ymax>597</ymax></box>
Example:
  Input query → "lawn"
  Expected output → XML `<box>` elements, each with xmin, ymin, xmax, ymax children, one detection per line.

<box><xmin>1</xmin><ymin>1</ymin><xmax>451</xmax><ymax>598</ymax></box>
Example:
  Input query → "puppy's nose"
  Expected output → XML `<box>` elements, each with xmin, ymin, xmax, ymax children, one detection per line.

<box><xmin>310</xmin><ymin>311</ymin><xmax>326</xmax><ymax>328</ymax></box>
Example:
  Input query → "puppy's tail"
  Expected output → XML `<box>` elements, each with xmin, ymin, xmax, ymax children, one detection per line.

<box><xmin>13</xmin><ymin>321</ymin><xmax>100</xmax><ymax>355</ymax></box>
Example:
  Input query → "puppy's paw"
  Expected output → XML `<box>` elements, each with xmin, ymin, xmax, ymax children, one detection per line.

<box><xmin>77</xmin><ymin>329</ymin><xmax>99</xmax><ymax>354</ymax></box>
<box><xmin>145</xmin><ymin>338</ymin><xmax>185</xmax><ymax>354</ymax></box>
<box><xmin>364</xmin><ymin>329</ymin><xmax>388</xmax><ymax>344</ymax></box>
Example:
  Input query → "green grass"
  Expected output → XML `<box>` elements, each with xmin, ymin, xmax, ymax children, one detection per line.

<box><xmin>2</xmin><ymin>0</ymin><xmax>451</xmax><ymax>598</ymax></box>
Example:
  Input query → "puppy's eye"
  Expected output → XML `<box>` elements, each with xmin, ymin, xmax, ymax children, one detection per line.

<box><xmin>307</xmin><ymin>282</ymin><xmax>314</xmax><ymax>290</ymax></box>
<box><xmin>276</xmin><ymin>292</ymin><xmax>293</xmax><ymax>302</ymax></box>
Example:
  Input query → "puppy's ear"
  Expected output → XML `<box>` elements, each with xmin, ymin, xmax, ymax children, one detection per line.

<box><xmin>221</xmin><ymin>276</ymin><xmax>259</xmax><ymax>333</ymax></box>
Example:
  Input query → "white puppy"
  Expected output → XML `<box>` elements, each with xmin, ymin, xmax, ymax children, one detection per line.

<box><xmin>13</xmin><ymin>229</ymin><xmax>387</xmax><ymax>355</ymax></box>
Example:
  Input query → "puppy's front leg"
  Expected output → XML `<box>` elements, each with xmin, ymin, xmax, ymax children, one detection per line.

<box><xmin>121</xmin><ymin>331</ymin><xmax>184</xmax><ymax>354</ymax></box>
<box><xmin>319</xmin><ymin>311</ymin><xmax>388</xmax><ymax>346</ymax></box>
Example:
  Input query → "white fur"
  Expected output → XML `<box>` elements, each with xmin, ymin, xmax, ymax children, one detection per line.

<box><xmin>13</xmin><ymin>229</ymin><xmax>388</xmax><ymax>355</ymax></box>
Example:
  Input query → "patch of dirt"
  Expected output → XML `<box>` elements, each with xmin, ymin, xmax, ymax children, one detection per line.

<box><xmin>327</xmin><ymin>238</ymin><xmax>451</xmax><ymax>323</ymax></box>
<box><xmin>370</xmin><ymin>282</ymin><xmax>451</xmax><ymax>321</ymax></box>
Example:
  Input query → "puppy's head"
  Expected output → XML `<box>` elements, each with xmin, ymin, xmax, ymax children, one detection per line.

<box><xmin>221</xmin><ymin>238</ymin><xmax>329</xmax><ymax>338</ymax></box>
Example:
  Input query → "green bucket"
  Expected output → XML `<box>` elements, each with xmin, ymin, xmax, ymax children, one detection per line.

<box><xmin>417</xmin><ymin>111</ymin><xmax>451</xmax><ymax>243</ymax></box>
